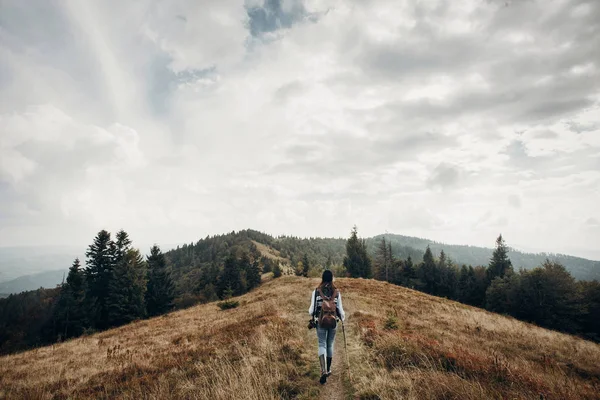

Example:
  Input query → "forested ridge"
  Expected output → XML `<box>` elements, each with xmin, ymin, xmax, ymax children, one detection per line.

<box><xmin>1</xmin><ymin>227</ymin><xmax>599</xmax><ymax>356</ymax></box>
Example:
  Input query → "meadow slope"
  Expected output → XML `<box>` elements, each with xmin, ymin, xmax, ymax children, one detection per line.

<box><xmin>1</xmin><ymin>276</ymin><xmax>599</xmax><ymax>400</ymax></box>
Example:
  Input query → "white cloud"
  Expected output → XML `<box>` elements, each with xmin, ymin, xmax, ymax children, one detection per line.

<box><xmin>0</xmin><ymin>0</ymin><xmax>599</xmax><ymax>260</ymax></box>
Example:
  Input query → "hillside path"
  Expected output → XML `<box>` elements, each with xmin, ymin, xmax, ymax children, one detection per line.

<box><xmin>319</xmin><ymin>339</ymin><xmax>347</xmax><ymax>400</ymax></box>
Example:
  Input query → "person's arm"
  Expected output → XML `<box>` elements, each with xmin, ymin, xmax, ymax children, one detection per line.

<box><xmin>337</xmin><ymin>292</ymin><xmax>345</xmax><ymax>322</ymax></box>
<box><xmin>308</xmin><ymin>290</ymin><xmax>316</xmax><ymax>316</ymax></box>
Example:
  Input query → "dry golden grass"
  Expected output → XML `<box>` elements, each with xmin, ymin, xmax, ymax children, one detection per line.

<box><xmin>252</xmin><ymin>240</ymin><xmax>294</xmax><ymax>275</ymax></box>
<box><xmin>339</xmin><ymin>278</ymin><xmax>600</xmax><ymax>400</ymax></box>
<box><xmin>1</xmin><ymin>277</ymin><xmax>599</xmax><ymax>400</ymax></box>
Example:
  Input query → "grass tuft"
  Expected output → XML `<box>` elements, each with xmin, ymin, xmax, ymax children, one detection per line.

<box><xmin>217</xmin><ymin>300</ymin><xmax>240</xmax><ymax>310</ymax></box>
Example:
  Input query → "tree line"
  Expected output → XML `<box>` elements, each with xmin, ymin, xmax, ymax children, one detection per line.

<box><xmin>0</xmin><ymin>229</ymin><xmax>270</xmax><ymax>354</ymax></box>
<box><xmin>342</xmin><ymin>226</ymin><xmax>600</xmax><ymax>342</ymax></box>
<box><xmin>2</xmin><ymin>227</ymin><xmax>599</xmax><ymax>354</ymax></box>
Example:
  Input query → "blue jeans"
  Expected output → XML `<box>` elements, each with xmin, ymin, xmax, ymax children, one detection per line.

<box><xmin>316</xmin><ymin>326</ymin><xmax>336</xmax><ymax>357</ymax></box>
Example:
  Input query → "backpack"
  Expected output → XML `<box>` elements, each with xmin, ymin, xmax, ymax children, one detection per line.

<box><xmin>317</xmin><ymin>287</ymin><xmax>338</xmax><ymax>329</ymax></box>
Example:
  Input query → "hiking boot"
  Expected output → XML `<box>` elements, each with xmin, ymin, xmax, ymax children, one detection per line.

<box><xmin>319</xmin><ymin>373</ymin><xmax>328</xmax><ymax>384</ymax></box>
<box><xmin>327</xmin><ymin>357</ymin><xmax>332</xmax><ymax>376</ymax></box>
<box><xmin>319</xmin><ymin>355</ymin><xmax>328</xmax><ymax>384</ymax></box>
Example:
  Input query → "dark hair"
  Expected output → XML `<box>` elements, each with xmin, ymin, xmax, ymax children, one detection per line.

<box><xmin>319</xmin><ymin>270</ymin><xmax>336</xmax><ymax>290</ymax></box>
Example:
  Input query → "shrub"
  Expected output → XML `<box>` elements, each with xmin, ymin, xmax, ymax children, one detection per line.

<box><xmin>273</xmin><ymin>264</ymin><xmax>283</xmax><ymax>278</ymax></box>
<box><xmin>217</xmin><ymin>300</ymin><xmax>239</xmax><ymax>310</ymax></box>
<box><xmin>384</xmin><ymin>315</ymin><xmax>399</xmax><ymax>330</ymax></box>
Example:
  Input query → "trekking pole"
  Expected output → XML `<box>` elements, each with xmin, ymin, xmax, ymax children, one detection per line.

<box><xmin>341</xmin><ymin>320</ymin><xmax>352</xmax><ymax>383</ymax></box>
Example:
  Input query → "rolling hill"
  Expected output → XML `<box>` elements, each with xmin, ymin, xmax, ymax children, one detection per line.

<box><xmin>1</xmin><ymin>230</ymin><xmax>598</xmax><ymax>297</ymax></box>
<box><xmin>1</xmin><ymin>276</ymin><xmax>599</xmax><ymax>400</ymax></box>
<box><xmin>0</xmin><ymin>269</ymin><xmax>67</xmax><ymax>295</ymax></box>
<box><xmin>368</xmin><ymin>234</ymin><xmax>600</xmax><ymax>281</ymax></box>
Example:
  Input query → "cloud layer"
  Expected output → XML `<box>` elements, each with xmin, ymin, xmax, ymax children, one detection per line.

<box><xmin>1</xmin><ymin>0</ymin><xmax>599</xmax><ymax>259</ymax></box>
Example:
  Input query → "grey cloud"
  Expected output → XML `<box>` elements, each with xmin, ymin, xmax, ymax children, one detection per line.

<box><xmin>503</xmin><ymin>140</ymin><xmax>529</xmax><ymax>161</ymax></box>
<box><xmin>427</xmin><ymin>163</ymin><xmax>462</xmax><ymax>190</ymax></box>
<box><xmin>358</xmin><ymin>34</ymin><xmax>479</xmax><ymax>81</ymax></box>
<box><xmin>508</xmin><ymin>194</ymin><xmax>522</xmax><ymax>208</ymax></box>
<box><xmin>271</xmin><ymin>130</ymin><xmax>456</xmax><ymax>179</ymax></box>
<box><xmin>586</xmin><ymin>217</ymin><xmax>600</xmax><ymax>227</ymax></box>
<box><xmin>147</xmin><ymin>57</ymin><xmax>216</xmax><ymax>115</ymax></box>
<box><xmin>565</xmin><ymin>120</ymin><xmax>599</xmax><ymax>134</ymax></box>
<box><xmin>532</xmin><ymin>130</ymin><xmax>558</xmax><ymax>139</ymax></box>
<box><xmin>519</xmin><ymin>98</ymin><xmax>594</xmax><ymax>123</ymax></box>
<box><xmin>273</xmin><ymin>80</ymin><xmax>306</xmax><ymax>103</ymax></box>
<box><xmin>344</xmin><ymin>0</ymin><xmax>600</xmax><ymax>125</ymax></box>
<box><xmin>246</xmin><ymin>0</ymin><xmax>313</xmax><ymax>37</ymax></box>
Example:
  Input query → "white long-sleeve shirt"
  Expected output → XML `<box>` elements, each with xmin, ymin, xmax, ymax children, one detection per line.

<box><xmin>308</xmin><ymin>289</ymin><xmax>345</xmax><ymax>322</ymax></box>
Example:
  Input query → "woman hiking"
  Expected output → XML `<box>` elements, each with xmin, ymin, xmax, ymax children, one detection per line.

<box><xmin>308</xmin><ymin>269</ymin><xmax>346</xmax><ymax>384</ymax></box>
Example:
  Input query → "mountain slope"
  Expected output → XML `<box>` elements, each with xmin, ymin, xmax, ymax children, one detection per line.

<box><xmin>1</xmin><ymin>229</ymin><xmax>598</xmax><ymax>297</ymax></box>
<box><xmin>0</xmin><ymin>269</ymin><xmax>66</xmax><ymax>294</ymax></box>
<box><xmin>0</xmin><ymin>246</ymin><xmax>81</xmax><ymax>282</ymax></box>
<box><xmin>1</xmin><ymin>276</ymin><xmax>599</xmax><ymax>400</ymax></box>
<box><xmin>371</xmin><ymin>234</ymin><xmax>600</xmax><ymax>281</ymax></box>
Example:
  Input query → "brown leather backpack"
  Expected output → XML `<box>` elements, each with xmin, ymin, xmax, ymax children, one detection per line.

<box><xmin>317</xmin><ymin>287</ymin><xmax>338</xmax><ymax>329</ymax></box>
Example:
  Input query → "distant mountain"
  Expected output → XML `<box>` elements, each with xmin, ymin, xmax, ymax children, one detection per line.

<box><xmin>372</xmin><ymin>234</ymin><xmax>600</xmax><ymax>281</ymax></box>
<box><xmin>2</xmin><ymin>230</ymin><xmax>598</xmax><ymax>296</ymax></box>
<box><xmin>0</xmin><ymin>269</ymin><xmax>67</xmax><ymax>295</ymax></box>
<box><xmin>164</xmin><ymin>229</ymin><xmax>600</xmax><ymax>282</ymax></box>
<box><xmin>0</xmin><ymin>246</ymin><xmax>81</xmax><ymax>282</ymax></box>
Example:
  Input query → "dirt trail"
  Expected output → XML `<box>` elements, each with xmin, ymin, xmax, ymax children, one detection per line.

<box><xmin>319</xmin><ymin>341</ymin><xmax>348</xmax><ymax>400</ymax></box>
<box><xmin>302</xmin><ymin>317</ymin><xmax>353</xmax><ymax>399</ymax></box>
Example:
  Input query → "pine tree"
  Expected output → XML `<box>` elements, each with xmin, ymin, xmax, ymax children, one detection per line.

<box><xmin>106</xmin><ymin>248</ymin><xmax>147</xmax><ymax>326</ymax></box>
<box><xmin>487</xmin><ymin>234</ymin><xmax>513</xmax><ymax>282</ymax></box>
<box><xmin>219</xmin><ymin>254</ymin><xmax>242</xmax><ymax>297</ymax></box>
<box><xmin>273</xmin><ymin>263</ymin><xmax>283</xmax><ymax>278</ymax></box>
<box><xmin>437</xmin><ymin>250</ymin><xmax>457</xmax><ymax>298</ymax></box>
<box><xmin>302</xmin><ymin>253</ymin><xmax>310</xmax><ymax>277</ymax></box>
<box><xmin>457</xmin><ymin>265</ymin><xmax>471</xmax><ymax>303</ymax></box>
<box><xmin>374</xmin><ymin>237</ymin><xmax>389</xmax><ymax>281</ymax></box>
<box><xmin>238</xmin><ymin>252</ymin><xmax>251</xmax><ymax>293</ymax></box>
<box><xmin>114</xmin><ymin>230</ymin><xmax>132</xmax><ymax>258</ymax></box>
<box><xmin>55</xmin><ymin>258</ymin><xmax>87</xmax><ymax>339</ymax></box>
<box><xmin>146</xmin><ymin>245</ymin><xmax>175</xmax><ymax>317</ymax></box>
<box><xmin>84</xmin><ymin>230</ymin><xmax>115</xmax><ymax>329</ymax></box>
<box><xmin>247</xmin><ymin>257</ymin><xmax>262</xmax><ymax>290</ymax></box>
<box><xmin>418</xmin><ymin>246</ymin><xmax>437</xmax><ymax>294</ymax></box>
<box><xmin>343</xmin><ymin>226</ymin><xmax>372</xmax><ymax>278</ymax></box>
<box><xmin>401</xmin><ymin>256</ymin><xmax>417</xmax><ymax>288</ymax></box>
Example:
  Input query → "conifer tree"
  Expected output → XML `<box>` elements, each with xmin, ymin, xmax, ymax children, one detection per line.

<box><xmin>219</xmin><ymin>254</ymin><xmax>242</xmax><ymax>297</ymax></box>
<box><xmin>418</xmin><ymin>246</ymin><xmax>437</xmax><ymax>294</ymax></box>
<box><xmin>106</xmin><ymin>248</ymin><xmax>147</xmax><ymax>326</ymax></box>
<box><xmin>302</xmin><ymin>253</ymin><xmax>310</xmax><ymax>277</ymax></box>
<box><xmin>401</xmin><ymin>256</ymin><xmax>417</xmax><ymax>288</ymax></box>
<box><xmin>247</xmin><ymin>257</ymin><xmax>262</xmax><ymax>289</ymax></box>
<box><xmin>55</xmin><ymin>258</ymin><xmax>87</xmax><ymax>339</ymax></box>
<box><xmin>487</xmin><ymin>234</ymin><xmax>513</xmax><ymax>282</ymax></box>
<box><xmin>437</xmin><ymin>250</ymin><xmax>458</xmax><ymax>298</ymax></box>
<box><xmin>343</xmin><ymin>226</ymin><xmax>372</xmax><ymax>278</ymax></box>
<box><xmin>238</xmin><ymin>252</ymin><xmax>251</xmax><ymax>293</ymax></box>
<box><xmin>374</xmin><ymin>237</ymin><xmax>389</xmax><ymax>281</ymax></box>
<box><xmin>84</xmin><ymin>230</ymin><xmax>114</xmax><ymax>329</ymax></box>
<box><xmin>114</xmin><ymin>230</ymin><xmax>132</xmax><ymax>258</ymax></box>
<box><xmin>273</xmin><ymin>263</ymin><xmax>283</xmax><ymax>278</ymax></box>
<box><xmin>146</xmin><ymin>245</ymin><xmax>175</xmax><ymax>317</ymax></box>
<box><xmin>457</xmin><ymin>265</ymin><xmax>471</xmax><ymax>303</ymax></box>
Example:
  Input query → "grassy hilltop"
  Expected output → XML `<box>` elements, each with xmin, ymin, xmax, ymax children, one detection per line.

<box><xmin>1</xmin><ymin>276</ymin><xmax>599</xmax><ymax>400</ymax></box>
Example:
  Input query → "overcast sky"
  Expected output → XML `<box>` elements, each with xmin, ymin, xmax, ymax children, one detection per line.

<box><xmin>1</xmin><ymin>0</ymin><xmax>599</xmax><ymax>259</ymax></box>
